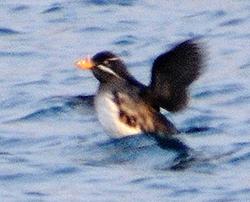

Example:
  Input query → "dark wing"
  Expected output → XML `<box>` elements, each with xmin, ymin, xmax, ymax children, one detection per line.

<box><xmin>149</xmin><ymin>39</ymin><xmax>204</xmax><ymax>112</ymax></box>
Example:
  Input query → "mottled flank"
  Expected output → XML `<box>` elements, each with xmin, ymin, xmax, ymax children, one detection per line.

<box><xmin>111</xmin><ymin>90</ymin><xmax>178</xmax><ymax>135</ymax></box>
<box><xmin>119</xmin><ymin>110</ymin><xmax>137</xmax><ymax>127</ymax></box>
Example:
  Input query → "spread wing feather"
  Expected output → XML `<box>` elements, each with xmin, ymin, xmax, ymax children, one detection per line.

<box><xmin>149</xmin><ymin>39</ymin><xmax>204</xmax><ymax>112</ymax></box>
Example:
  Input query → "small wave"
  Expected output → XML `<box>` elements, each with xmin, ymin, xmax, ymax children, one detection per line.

<box><xmin>24</xmin><ymin>192</ymin><xmax>48</xmax><ymax>197</ymax></box>
<box><xmin>7</xmin><ymin>95</ymin><xmax>95</xmax><ymax>122</ymax></box>
<box><xmin>51</xmin><ymin>166</ymin><xmax>80</xmax><ymax>175</ymax></box>
<box><xmin>185</xmin><ymin>11</ymin><xmax>208</xmax><ymax>18</ymax></box>
<box><xmin>183</xmin><ymin>126</ymin><xmax>215</xmax><ymax>134</ymax></box>
<box><xmin>228</xmin><ymin>152</ymin><xmax>250</xmax><ymax>165</ymax></box>
<box><xmin>42</xmin><ymin>4</ymin><xmax>63</xmax><ymax>14</ymax></box>
<box><xmin>0</xmin><ymin>27</ymin><xmax>20</xmax><ymax>35</ymax></box>
<box><xmin>218</xmin><ymin>95</ymin><xmax>250</xmax><ymax>106</ymax></box>
<box><xmin>47</xmin><ymin>18</ymin><xmax>68</xmax><ymax>24</ymax></box>
<box><xmin>78</xmin><ymin>26</ymin><xmax>107</xmax><ymax>33</ymax></box>
<box><xmin>16</xmin><ymin>106</ymin><xmax>67</xmax><ymax>121</ymax></box>
<box><xmin>13</xmin><ymin>80</ymin><xmax>48</xmax><ymax>87</ymax></box>
<box><xmin>0</xmin><ymin>51</ymin><xmax>33</xmax><ymax>57</ymax></box>
<box><xmin>183</xmin><ymin>114</ymin><xmax>227</xmax><ymax>129</ymax></box>
<box><xmin>0</xmin><ymin>172</ymin><xmax>46</xmax><ymax>182</ymax></box>
<box><xmin>85</xmin><ymin>0</ymin><xmax>136</xmax><ymax>6</ymax></box>
<box><xmin>44</xmin><ymin>95</ymin><xmax>95</xmax><ymax>108</ymax></box>
<box><xmin>11</xmin><ymin>5</ymin><xmax>29</xmax><ymax>12</ymax></box>
<box><xmin>212</xmin><ymin>10</ymin><xmax>226</xmax><ymax>18</ymax></box>
<box><xmin>0</xmin><ymin>173</ymin><xmax>24</xmax><ymax>181</ymax></box>
<box><xmin>0</xmin><ymin>137</ymin><xmax>23</xmax><ymax>146</ymax></box>
<box><xmin>118</xmin><ymin>20</ymin><xmax>138</xmax><ymax>25</ymax></box>
<box><xmin>186</xmin><ymin>9</ymin><xmax>226</xmax><ymax>19</ymax></box>
<box><xmin>240</xmin><ymin>63</ymin><xmax>250</xmax><ymax>69</ymax></box>
<box><xmin>0</xmin><ymin>151</ymin><xmax>12</xmax><ymax>155</ymax></box>
<box><xmin>220</xmin><ymin>18</ymin><xmax>244</xmax><ymax>27</ymax></box>
<box><xmin>113</xmin><ymin>35</ymin><xmax>138</xmax><ymax>46</ymax></box>
<box><xmin>194</xmin><ymin>83</ymin><xmax>243</xmax><ymax>98</ymax></box>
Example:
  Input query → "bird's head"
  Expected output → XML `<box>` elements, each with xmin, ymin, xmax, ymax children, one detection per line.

<box><xmin>75</xmin><ymin>51</ymin><xmax>132</xmax><ymax>83</ymax></box>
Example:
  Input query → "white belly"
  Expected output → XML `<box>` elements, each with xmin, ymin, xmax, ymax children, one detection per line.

<box><xmin>94</xmin><ymin>92</ymin><xmax>142</xmax><ymax>138</ymax></box>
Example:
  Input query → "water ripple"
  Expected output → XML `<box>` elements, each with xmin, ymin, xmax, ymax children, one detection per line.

<box><xmin>0</xmin><ymin>173</ymin><xmax>24</xmax><ymax>181</ymax></box>
<box><xmin>218</xmin><ymin>95</ymin><xmax>250</xmax><ymax>106</ymax></box>
<box><xmin>184</xmin><ymin>114</ymin><xmax>227</xmax><ymax>128</ymax></box>
<box><xmin>240</xmin><ymin>62</ymin><xmax>250</xmax><ymax>69</ymax></box>
<box><xmin>79</xmin><ymin>26</ymin><xmax>107</xmax><ymax>33</ymax></box>
<box><xmin>130</xmin><ymin>176</ymin><xmax>152</xmax><ymax>185</ymax></box>
<box><xmin>118</xmin><ymin>20</ymin><xmax>138</xmax><ymax>25</ymax></box>
<box><xmin>220</xmin><ymin>18</ymin><xmax>245</xmax><ymax>27</ymax></box>
<box><xmin>24</xmin><ymin>192</ymin><xmax>48</xmax><ymax>197</ymax></box>
<box><xmin>42</xmin><ymin>4</ymin><xmax>63</xmax><ymax>14</ymax></box>
<box><xmin>0</xmin><ymin>51</ymin><xmax>33</xmax><ymax>57</ymax></box>
<box><xmin>184</xmin><ymin>126</ymin><xmax>215</xmax><ymax>134</ymax></box>
<box><xmin>52</xmin><ymin>166</ymin><xmax>80</xmax><ymax>175</ymax></box>
<box><xmin>194</xmin><ymin>83</ymin><xmax>243</xmax><ymax>98</ymax></box>
<box><xmin>228</xmin><ymin>152</ymin><xmax>250</xmax><ymax>165</ymax></box>
<box><xmin>0</xmin><ymin>27</ymin><xmax>20</xmax><ymax>35</ymax></box>
<box><xmin>16</xmin><ymin>106</ymin><xmax>68</xmax><ymax>121</ymax></box>
<box><xmin>113</xmin><ymin>35</ymin><xmax>138</xmax><ymax>46</ymax></box>
<box><xmin>11</xmin><ymin>5</ymin><xmax>29</xmax><ymax>12</ymax></box>
<box><xmin>171</xmin><ymin>188</ymin><xmax>201</xmax><ymax>196</ymax></box>
<box><xmin>85</xmin><ymin>0</ymin><xmax>136</xmax><ymax>6</ymax></box>
<box><xmin>185</xmin><ymin>10</ymin><xmax>226</xmax><ymax>19</ymax></box>
<box><xmin>7</xmin><ymin>95</ymin><xmax>95</xmax><ymax>122</ymax></box>
<box><xmin>0</xmin><ymin>137</ymin><xmax>22</xmax><ymax>147</ymax></box>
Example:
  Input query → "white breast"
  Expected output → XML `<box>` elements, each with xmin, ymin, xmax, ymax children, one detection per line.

<box><xmin>94</xmin><ymin>91</ymin><xmax>142</xmax><ymax>138</ymax></box>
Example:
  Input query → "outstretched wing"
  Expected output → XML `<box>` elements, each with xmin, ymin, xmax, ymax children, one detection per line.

<box><xmin>149</xmin><ymin>39</ymin><xmax>204</xmax><ymax>112</ymax></box>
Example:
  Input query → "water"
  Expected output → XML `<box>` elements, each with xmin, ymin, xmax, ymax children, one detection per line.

<box><xmin>1</xmin><ymin>0</ymin><xmax>250</xmax><ymax>201</ymax></box>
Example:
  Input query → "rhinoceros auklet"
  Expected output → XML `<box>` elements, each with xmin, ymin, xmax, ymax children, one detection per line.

<box><xmin>75</xmin><ymin>39</ymin><xmax>204</xmax><ymax>138</ymax></box>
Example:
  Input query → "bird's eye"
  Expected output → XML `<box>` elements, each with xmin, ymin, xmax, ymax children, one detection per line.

<box><xmin>103</xmin><ymin>60</ymin><xmax>110</xmax><ymax>65</ymax></box>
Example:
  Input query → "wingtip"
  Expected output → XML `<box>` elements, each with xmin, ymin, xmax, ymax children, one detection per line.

<box><xmin>149</xmin><ymin>38</ymin><xmax>207</xmax><ymax>112</ymax></box>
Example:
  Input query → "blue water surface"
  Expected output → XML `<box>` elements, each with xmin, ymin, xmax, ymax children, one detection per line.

<box><xmin>0</xmin><ymin>0</ymin><xmax>250</xmax><ymax>201</ymax></box>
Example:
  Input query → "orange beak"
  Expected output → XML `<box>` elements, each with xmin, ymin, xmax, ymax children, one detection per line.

<box><xmin>75</xmin><ymin>55</ymin><xmax>94</xmax><ymax>70</ymax></box>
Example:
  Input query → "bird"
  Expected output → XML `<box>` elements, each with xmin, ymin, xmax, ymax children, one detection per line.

<box><xmin>75</xmin><ymin>39</ymin><xmax>204</xmax><ymax>139</ymax></box>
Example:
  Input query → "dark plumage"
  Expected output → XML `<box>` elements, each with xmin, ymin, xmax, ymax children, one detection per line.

<box><xmin>149</xmin><ymin>40</ymin><xmax>204</xmax><ymax>112</ymax></box>
<box><xmin>75</xmin><ymin>39</ymin><xmax>204</xmax><ymax>137</ymax></box>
